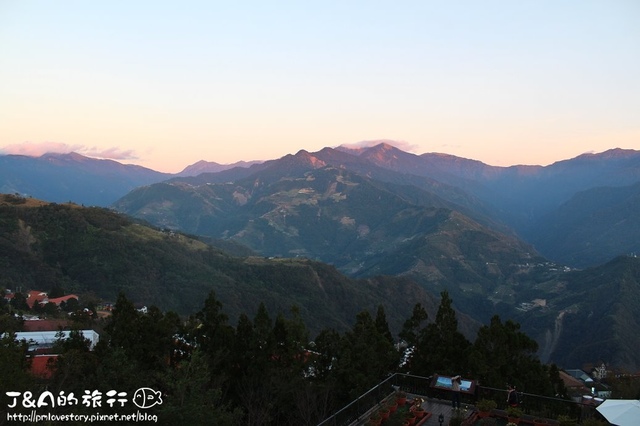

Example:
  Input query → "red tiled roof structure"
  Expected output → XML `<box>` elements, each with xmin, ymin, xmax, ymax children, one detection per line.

<box><xmin>26</xmin><ymin>291</ymin><xmax>48</xmax><ymax>308</ymax></box>
<box><xmin>559</xmin><ymin>371</ymin><xmax>591</xmax><ymax>395</ymax></box>
<box><xmin>46</xmin><ymin>295</ymin><xmax>78</xmax><ymax>306</ymax></box>
<box><xmin>23</xmin><ymin>319</ymin><xmax>71</xmax><ymax>332</ymax></box>
<box><xmin>30</xmin><ymin>355</ymin><xmax>58</xmax><ymax>379</ymax></box>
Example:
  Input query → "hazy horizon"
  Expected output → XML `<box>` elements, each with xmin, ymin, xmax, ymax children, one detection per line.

<box><xmin>1</xmin><ymin>140</ymin><xmax>634</xmax><ymax>173</ymax></box>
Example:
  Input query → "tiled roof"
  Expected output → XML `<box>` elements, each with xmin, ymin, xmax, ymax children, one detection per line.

<box><xmin>559</xmin><ymin>371</ymin><xmax>590</xmax><ymax>394</ymax></box>
<box><xmin>30</xmin><ymin>354</ymin><xmax>58</xmax><ymax>379</ymax></box>
<box><xmin>23</xmin><ymin>319</ymin><xmax>71</xmax><ymax>332</ymax></box>
<box><xmin>26</xmin><ymin>290</ymin><xmax>48</xmax><ymax>308</ymax></box>
<box><xmin>46</xmin><ymin>295</ymin><xmax>78</xmax><ymax>306</ymax></box>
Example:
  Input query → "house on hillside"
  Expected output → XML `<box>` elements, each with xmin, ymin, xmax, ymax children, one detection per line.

<box><xmin>7</xmin><ymin>290</ymin><xmax>79</xmax><ymax>309</ymax></box>
<box><xmin>561</xmin><ymin>368</ymin><xmax>611</xmax><ymax>399</ymax></box>
<box><xmin>591</xmin><ymin>363</ymin><xmax>607</xmax><ymax>380</ymax></box>
<box><xmin>46</xmin><ymin>294</ymin><xmax>79</xmax><ymax>306</ymax></box>
<box><xmin>30</xmin><ymin>354</ymin><xmax>58</xmax><ymax>379</ymax></box>
<box><xmin>565</xmin><ymin>369</ymin><xmax>594</xmax><ymax>386</ymax></box>
<box><xmin>26</xmin><ymin>290</ymin><xmax>49</xmax><ymax>308</ymax></box>
<box><xmin>559</xmin><ymin>370</ymin><xmax>591</xmax><ymax>398</ymax></box>
<box><xmin>22</xmin><ymin>318</ymin><xmax>72</xmax><ymax>332</ymax></box>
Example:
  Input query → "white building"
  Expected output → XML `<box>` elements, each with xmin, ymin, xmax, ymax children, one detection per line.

<box><xmin>11</xmin><ymin>330</ymin><xmax>100</xmax><ymax>351</ymax></box>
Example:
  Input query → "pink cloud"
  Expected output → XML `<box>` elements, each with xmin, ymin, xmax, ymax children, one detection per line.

<box><xmin>0</xmin><ymin>142</ymin><xmax>137</xmax><ymax>161</ymax></box>
<box><xmin>338</xmin><ymin>139</ymin><xmax>419</xmax><ymax>153</ymax></box>
<box><xmin>0</xmin><ymin>141</ymin><xmax>83</xmax><ymax>156</ymax></box>
<box><xmin>83</xmin><ymin>146</ymin><xmax>138</xmax><ymax>161</ymax></box>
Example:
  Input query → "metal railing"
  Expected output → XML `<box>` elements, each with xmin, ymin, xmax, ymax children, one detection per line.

<box><xmin>318</xmin><ymin>373</ymin><xmax>602</xmax><ymax>425</ymax></box>
<box><xmin>317</xmin><ymin>374</ymin><xmax>397</xmax><ymax>426</ymax></box>
<box><xmin>474</xmin><ymin>385</ymin><xmax>601</xmax><ymax>423</ymax></box>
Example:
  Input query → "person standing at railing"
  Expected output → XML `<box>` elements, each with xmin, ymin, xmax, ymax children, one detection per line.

<box><xmin>451</xmin><ymin>375</ymin><xmax>462</xmax><ymax>409</ymax></box>
<box><xmin>507</xmin><ymin>384</ymin><xmax>519</xmax><ymax>407</ymax></box>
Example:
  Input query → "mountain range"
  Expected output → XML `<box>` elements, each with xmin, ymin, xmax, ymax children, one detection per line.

<box><xmin>4</xmin><ymin>144</ymin><xmax>639</xmax><ymax>268</ymax></box>
<box><xmin>2</xmin><ymin>144</ymin><xmax>640</xmax><ymax>371</ymax></box>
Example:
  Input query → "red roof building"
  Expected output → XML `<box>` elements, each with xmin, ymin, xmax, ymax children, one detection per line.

<box><xmin>30</xmin><ymin>355</ymin><xmax>58</xmax><ymax>379</ymax></box>
<box><xmin>46</xmin><ymin>295</ymin><xmax>79</xmax><ymax>306</ymax></box>
<box><xmin>23</xmin><ymin>319</ymin><xmax>71</xmax><ymax>332</ymax></box>
<box><xmin>26</xmin><ymin>291</ymin><xmax>48</xmax><ymax>308</ymax></box>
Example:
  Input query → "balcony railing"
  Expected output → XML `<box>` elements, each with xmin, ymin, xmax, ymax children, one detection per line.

<box><xmin>318</xmin><ymin>373</ymin><xmax>602</xmax><ymax>426</ymax></box>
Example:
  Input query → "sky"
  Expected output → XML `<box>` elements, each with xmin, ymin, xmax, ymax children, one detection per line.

<box><xmin>1</xmin><ymin>1</ymin><xmax>639</xmax><ymax>173</ymax></box>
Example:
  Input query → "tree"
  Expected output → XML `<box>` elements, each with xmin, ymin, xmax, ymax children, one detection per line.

<box><xmin>334</xmin><ymin>310</ymin><xmax>399</xmax><ymax>400</ymax></box>
<box><xmin>230</xmin><ymin>313</ymin><xmax>255</xmax><ymax>381</ymax></box>
<box><xmin>9</xmin><ymin>292</ymin><xmax>30</xmax><ymax>312</ymax></box>
<box><xmin>309</xmin><ymin>328</ymin><xmax>341</xmax><ymax>383</ymax></box>
<box><xmin>158</xmin><ymin>349</ymin><xmax>242</xmax><ymax>425</ymax></box>
<box><xmin>0</xmin><ymin>331</ymin><xmax>34</xmax><ymax>396</ymax></box>
<box><xmin>60</xmin><ymin>297</ymin><xmax>80</xmax><ymax>313</ymax></box>
<box><xmin>375</xmin><ymin>305</ymin><xmax>394</xmax><ymax>344</ymax></box>
<box><xmin>302</xmin><ymin>328</ymin><xmax>342</xmax><ymax>422</ymax></box>
<box><xmin>272</xmin><ymin>306</ymin><xmax>309</xmax><ymax>370</ymax></box>
<box><xmin>102</xmin><ymin>293</ymin><xmax>181</xmax><ymax>392</ymax></box>
<box><xmin>412</xmin><ymin>291</ymin><xmax>470</xmax><ymax>376</ymax></box>
<box><xmin>105</xmin><ymin>292</ymin><xmax>140</xmax><ymax>353</ymax></box>
<box><xmin>399</xmin><ymin>303</ymin><xmax>428</xmax><ymax>347</ymax></box>
<box><xmin>48</xmin><ymin>329</ymin><xmax>99</xmax><ymax>395</ymax></box>
<box><xmin>470</xmin><ymin>315</ymin><xmax>553</xmax><ymax>395</ymax></box>
<box><xmin>398</xmin><ymin>303</ymin><xmax>428</xmax><ymax>373</ymax></box>
<box><xmin>191</xmin><ymin>291</ymin><xmax>235</xmax><ymax>387</ymax></box>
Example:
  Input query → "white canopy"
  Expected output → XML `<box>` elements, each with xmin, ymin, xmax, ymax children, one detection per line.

<box><xmin>13</xmin><ymin>330</ymin><xmax>100</xmax><ymax>351</ymax></box>
<box><xmin>595</xmin><ymin>399</ymin><xmax>640</xmax><ymax>426</ymax></box>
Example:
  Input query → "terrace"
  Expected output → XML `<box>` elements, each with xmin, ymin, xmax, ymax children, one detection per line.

<box><xmin>318</xmin><ymin>373</ymin><xmax>607</xmax><ymax>426</ymax></box>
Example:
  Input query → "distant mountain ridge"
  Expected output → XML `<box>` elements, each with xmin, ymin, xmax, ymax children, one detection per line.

<box><xmin>0</xmin><ymin>153</ymin><xmax>170</xmax><ymax>206</ymax></box>
<box><xmin>2</xmin><ymin>145</ymin><xmax>639</xmax><ymax>267</ymax></box>
<box><xmin>336</xmin><ymin>144</ymin><xmax>640</xmax><ymax>266</ymax></box>
<box><xmin>0</xmin><ymin>153</ymin><xmax>259</xmax><ymax>206</ymax></box>
<box><xmin>531</xmin><ymin>182</ymin><xmax>640</xmax><ymax>267</ymax></box>
<box><xmin>176</xmin><ymin>159</ymin><xmax>263</xmax><ymax>176</ymax></box>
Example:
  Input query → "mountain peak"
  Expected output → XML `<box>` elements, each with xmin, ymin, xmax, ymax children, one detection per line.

<box><xmin>293</xmin><ymin>150</ymin><xmax>326</xmax><ymax>168</ymax></box>
<box><xmin>41</xmin><ymin>151</ymin><xmax>91</xmax><ymax>162</ymax></box>
<box><xmin>336</xmin><ymin>140</ymin><xmax>402</xmax><ymax>155</ymax></box>
<box><xmin>556</xmin><ymin>148</ymin><xmax>640</xmax><ymax>165</ymax></box>
<box><xmin>370</xmin><ymin>141</ymin><xmax>396</xmax><ymax>151</ymax></box>
<box><xmin>178</xmin><ymin>159</ymin><xmax>261</xmax><ymax>177</ymax></box>
<box><xmin>580</xmin><ymin>148</ymin><xmax>639</xmax><ymax>160</ymax></box>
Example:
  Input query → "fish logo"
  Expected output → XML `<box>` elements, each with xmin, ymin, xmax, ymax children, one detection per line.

<box><xmin>132</xmin><ymin>388</ymin><xmax>163</xmax><ymax>409</ymax></box>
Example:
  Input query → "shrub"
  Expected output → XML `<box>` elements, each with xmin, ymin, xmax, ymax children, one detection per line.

<box><xmin>557</xmin><ymin>414</ymin><xmax>577</xmax><ymax>426</ymax></box>
<box><xmin>476</xmin><ymin>398</ymin><xmax>497</xmax><ymax>412</ymax></box>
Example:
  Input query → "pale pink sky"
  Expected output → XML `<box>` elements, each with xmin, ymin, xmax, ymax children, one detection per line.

<box><xmin>1</xmin><ymin>1</ymin><xmax>638</xmax><ymax>173</ymax></box>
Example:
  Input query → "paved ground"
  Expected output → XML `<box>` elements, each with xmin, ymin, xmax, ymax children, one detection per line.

<box><xmin>415</xmin><ymin>396</ymin><xmax>473</xmax><ymax>425</ymax></box>
<box><xmin>350</xmin><ymin>393</ymin><xmax>475</xmax><ymax>426</ymax></box>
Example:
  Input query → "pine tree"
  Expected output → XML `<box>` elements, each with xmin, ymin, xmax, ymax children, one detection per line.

<box><xmin>412</xmin><ymin>290</ymin><xmax>470</xmax><ymax>376</ymax></box>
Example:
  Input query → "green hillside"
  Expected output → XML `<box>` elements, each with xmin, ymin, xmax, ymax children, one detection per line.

<box><xmin>541</xmin><ymin>256</ymin><xmax>640</xmax><ymax>371</ymax></box>
<box><xmin>0</xmin><ymin>193</ymin><xmax>440</xmax><ymax>335</ymax></box>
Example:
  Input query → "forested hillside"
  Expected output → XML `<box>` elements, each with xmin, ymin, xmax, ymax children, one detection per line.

<box><xmin>0</xmin><ymin>193</ymin><xmax>442</xmax><ymax>335</ymax></box>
